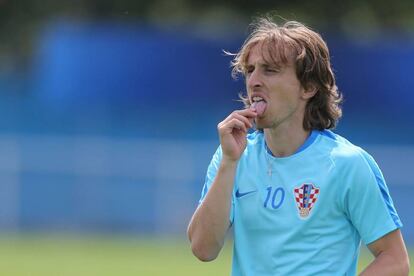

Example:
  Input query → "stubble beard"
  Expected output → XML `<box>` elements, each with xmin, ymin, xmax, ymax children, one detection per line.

<box><xmin>258</xmin><ymin>107</ymin><xmax>299</xmax><ymax>132</ymax></box>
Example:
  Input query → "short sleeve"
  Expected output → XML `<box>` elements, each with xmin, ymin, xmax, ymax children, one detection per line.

<box><xmin>198</xmin><ymin>146</ymin><xmax>234</xmax><ymax>223</ymax></box>
<box><xmin>344</xmin><ymin>150</ymin><xmax>402</xmax><ymax>245</ymax></box>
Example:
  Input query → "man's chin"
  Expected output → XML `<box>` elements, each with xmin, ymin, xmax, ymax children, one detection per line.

<box><xmin>254</xmin><ymin>121</ymin><xmax>267</xmax><ymax>130</ymax></box>
<box><xmin>255</xmin><ymin>117</ymin><xmax>268</xmax><ymax>127</ymax></box>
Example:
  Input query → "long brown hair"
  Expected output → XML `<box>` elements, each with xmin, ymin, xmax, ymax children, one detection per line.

<box><xmin>229</xmin><ymin>17</ymin><xmax>343</xmax><ymax>130</ymax></box>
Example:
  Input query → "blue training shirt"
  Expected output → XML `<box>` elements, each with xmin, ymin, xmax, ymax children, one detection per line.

<box><xmin>199</xmin><ymin>130</ymin><xmax>402</xmax><ymax>275</ymax></box>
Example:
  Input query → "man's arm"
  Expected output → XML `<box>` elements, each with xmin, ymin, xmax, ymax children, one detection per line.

<box><xmin>187</xmin><ymin>108</ymin><xmax>257</xmax><ymax>262</ymax></box>
<box><xmin>360</xmin><ymin>229</ymin><xmax>410</xmax><ymax>275</ymax></box>
<box><xmin>187</xmin><ymin>158</ymin><xmax>237</xmax><ymax>261</ymax></box>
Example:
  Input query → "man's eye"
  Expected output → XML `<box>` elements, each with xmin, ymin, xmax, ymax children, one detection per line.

<box><xmin>266</xmin><ymin>68</ymin><xmax>278</xmax><ymax>73</ymax></box>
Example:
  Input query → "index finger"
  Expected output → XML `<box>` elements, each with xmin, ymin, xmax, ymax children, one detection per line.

<box><xmin>234</xmin><ymin>108</ymin><xmax>257</xmax><ymax>118</ymax></box>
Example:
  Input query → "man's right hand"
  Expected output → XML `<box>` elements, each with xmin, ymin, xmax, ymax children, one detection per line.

<box><xmin>217</xmin><ymin>108</ymin><xmax>257</xmax><ymax>163</ymax></box>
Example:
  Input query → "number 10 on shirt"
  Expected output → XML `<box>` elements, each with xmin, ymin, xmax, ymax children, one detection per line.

<box><xmin>264</xmin><ymin>187</ymin><xmax>285</xmax><ymax>209</ymax></box>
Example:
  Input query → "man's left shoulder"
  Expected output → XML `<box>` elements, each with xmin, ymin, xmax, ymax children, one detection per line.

<box><xmin>319</xmin><ymin>130</ymin><xmax>374</xmax><ymax>167</ymax></box>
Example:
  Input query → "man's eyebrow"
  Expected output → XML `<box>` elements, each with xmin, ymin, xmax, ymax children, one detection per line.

<box><xmin>245</xmin><ymin>62</ymin><xmax>280</xmax><ymax>68</ymax></box>
<box><xmin>243</xmin><ymin>64</ymin><xmax>254</xmax><ymax>72</ymax></box>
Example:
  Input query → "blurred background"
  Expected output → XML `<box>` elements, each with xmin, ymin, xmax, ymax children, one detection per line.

<box><xmin>0</xmin><ymin>0</ymin><xmax>413</xmax><ymax>275</ymax></box>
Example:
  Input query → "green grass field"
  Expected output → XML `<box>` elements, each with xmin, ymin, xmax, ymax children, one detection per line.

<box><xmin>0</xmin><ymin>234</ymin><xmax>411</xmax><ymax>275</ymax></box>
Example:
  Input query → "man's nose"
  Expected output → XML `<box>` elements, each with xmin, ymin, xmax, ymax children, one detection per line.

<box><xmin>247</xmin><ymin>70</ymin><xmax>263</xmax><ymax>89</ymax></box>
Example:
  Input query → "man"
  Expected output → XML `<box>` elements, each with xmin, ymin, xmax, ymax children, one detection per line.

<box><xmin>187</xmin><ymin>17</ymin><xmax>410</xmax><ymax>275</ymax></box>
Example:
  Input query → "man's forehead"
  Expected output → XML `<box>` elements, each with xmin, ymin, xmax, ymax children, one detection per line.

<box><xmin>246</xmin><ymin>40</ymin><xmax>295</xmax><ymax>66</ymax></box>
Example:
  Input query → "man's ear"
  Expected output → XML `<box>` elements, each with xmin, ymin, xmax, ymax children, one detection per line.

<box><xmin>302</xmin><ymin>83</ymin><xmax>318</xmax><ymax>100</ymax></box>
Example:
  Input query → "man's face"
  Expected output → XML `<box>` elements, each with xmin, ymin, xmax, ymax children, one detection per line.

<box><xmin>245</xmin><ymin>42</ymin><xmax>309</xmax><ymax>130</ymax></box>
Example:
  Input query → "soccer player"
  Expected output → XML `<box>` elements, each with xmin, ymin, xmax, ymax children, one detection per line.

<box><xmin>187</xmin><ymin>17</ymin><xmax>410</xmax><ymax>275</ymax></box>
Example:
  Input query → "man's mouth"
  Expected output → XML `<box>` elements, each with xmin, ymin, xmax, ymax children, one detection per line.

<box><xmin>250</xmin><ymin>96</ymin><xmax>267</xmax><ymax>116</ymax></box>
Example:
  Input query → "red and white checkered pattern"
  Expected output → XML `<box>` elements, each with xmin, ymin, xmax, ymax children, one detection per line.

<box><xmin>294</xmin><ymin>184</ymin><xmax>320</xmax><ymax>213</ymax></box>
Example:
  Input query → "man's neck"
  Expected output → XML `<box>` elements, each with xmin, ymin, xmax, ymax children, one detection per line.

<box><xmin>264</xmin><ymin>125</ymin><xmax>310</xmax><ymax>157</ymax></box>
